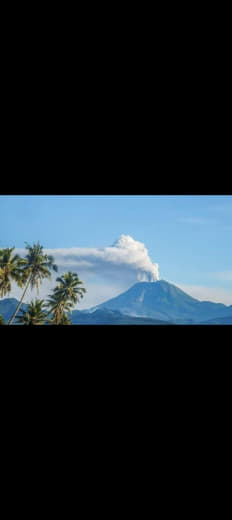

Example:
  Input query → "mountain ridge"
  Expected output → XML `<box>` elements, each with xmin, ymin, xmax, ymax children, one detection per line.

<box><xmin>87</xmin><ymin>280</ymin><xmax>232</xmax><ymax>323</ymax></box>
<box><xmin>0</xmin><ymin>298</ymin><xmax>28</xmax><ymax>323</ymax></box>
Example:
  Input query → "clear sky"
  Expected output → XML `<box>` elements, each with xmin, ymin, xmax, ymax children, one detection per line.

<box><xmin>1</xmin><ymin>195</ymin><xmax>232</xmax><ymax>306</ymax></box>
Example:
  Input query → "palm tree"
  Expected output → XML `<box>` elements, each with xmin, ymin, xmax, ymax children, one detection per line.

<box><xmin>0</xmin><ymin>248</ymin><xmax>25</xmax><ymax>298</ymax></box>
<box><xmin>54</xmin><ymin>272</ymin><xmax>86</xmax><ymax>306</ymax></box>
<box><xmin>0</xmin><ymin>313</ymin><xmax>6</xmax><ymax>325</ymax></box>
<box><xmin>8</xmin><ymin>242</ymin><xmax>58</xmax><ymax>325</ymax></box>
<box><xmin>16</xmin><ymin>299</ymin><xmax>47</xmax><ymax>325</ymax></box>
<box><xmin>59</xmin><ymin>312</ymin><xmax>72</xmax><ymax>325</ymax></box>
<box><xmin>46</xmin><ymin>272</ymin><xmax>86</xmax><ymax>325</ymax></box>
<box><xmin>46</xmin><ymin>292</ymin><xmax>73</xmax><ymax>325</ymax></box>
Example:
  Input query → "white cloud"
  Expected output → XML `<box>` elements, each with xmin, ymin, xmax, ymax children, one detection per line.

<box><xmin>6</xmin><ymin>278</ymin><xmax>126</xmax><ymax>310</ymax></box>
<box><xmin>46</xmin><ymin>235</ymin><xmax>159</xmax><ymax>282</ymax></box>
<box><xmin>11</xmin><ymin>235</ymin><xmax>159</xmax><ymax>309</ymax></box>
<box><xmin>16</xmin><ymin>235</ymin><xmax>159</xmax><ymax>284</ymax></box>
<box><xmin>76</xmin><ymin>282</ymin><xmax>126</xmax><ymax>310</ymax></box>
<box><xmin>175</xmin><ymin>283</ymin><xmax>232</xmax><ymax>306</ymax></box>
<box><xmin>213</xmin><ymin>271</ymin><xmax>232</xmax><ymax>282</ymax></box>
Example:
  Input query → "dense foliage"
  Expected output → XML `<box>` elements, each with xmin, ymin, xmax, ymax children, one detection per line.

<box><xmin>0</xmin><ymin>313</ymin><xmax>5</xmax><ymax>325</ymax></box>
<box><xmin>16</xmin><ymin>300</ymin><xmax>48</xmax><ymax>325</ymax></box>
<box><xmin>0</xmin><ymin>243</ymin><xmax>86</xmax><ymax>325</ymax></box>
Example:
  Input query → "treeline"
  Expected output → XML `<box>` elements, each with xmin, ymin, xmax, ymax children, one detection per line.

<box><xmin>0</xmin><ymin>243</ymin><xmax>86</xmax><ymax>325</ymax></box>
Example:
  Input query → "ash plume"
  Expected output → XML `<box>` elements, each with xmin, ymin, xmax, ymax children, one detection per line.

<box><xmin>15</xmin><ymin>235</ymin><xmax>159</xmax><ymax>285</ymax></box>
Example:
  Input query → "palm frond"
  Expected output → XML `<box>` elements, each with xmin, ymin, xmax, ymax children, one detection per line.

<box><xmin>16</xmin><ymin>299</ymin><xmax>47</xmax><ymax>325</ymax></box>
<box><xmin>0</xmin><ymin>313</ymin><xmax>6</xmax><ymax>325</ymax></box>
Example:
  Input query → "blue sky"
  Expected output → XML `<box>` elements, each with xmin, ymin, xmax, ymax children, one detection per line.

<box><xmin>0</xmin><ymin>195</ymin><xmax>232</xmax><ymax>306</ymax></box>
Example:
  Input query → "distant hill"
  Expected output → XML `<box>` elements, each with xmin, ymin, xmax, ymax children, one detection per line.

<box><xmin>89</xmin><ymin>280</ymin><xmax>232</xmax><ymax>324</ymax></box>
<box><xmin>0</xmin><ymin>298</ymin><xmax>171</xmax><ymax>325</ymax></box>
<box><xmin>202</xmin><ymin>315</ymin><xmax>232</xmax><ymax>325</ymax></box>
<box><xmin>70</xmin><ymin>308</ymin><xmax>172</xmax><ymax>325</ymax></box>
<box><xmin>0</xmin><ymin>298</ymin><xmax>28</xmax><ymax>323</ymax></box>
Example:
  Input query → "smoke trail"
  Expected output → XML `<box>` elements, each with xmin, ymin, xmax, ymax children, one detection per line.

<box><xmin>15</xmin><ymin>235</ymin><xmax>159</xmax><ymax>283</ymax></box>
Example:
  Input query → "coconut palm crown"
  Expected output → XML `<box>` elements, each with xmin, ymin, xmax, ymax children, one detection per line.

<box><xmin>0</xmin><ymin>313</ymin><xmax>6</xmax><ymax>325</ymax></box>
<box><xmin>46</xmin><ymin>292</ymin><xmax>73</xmax><ymax>325</ymax></box>
<box><xmin>54</xmin><ymin>271</ymin><xmax>86</xmax><ymax>306</ymax></box>
<box><xmin>0</xmin><ymin>247</ymin><xmax>25</xmax><ymax>298</ymax></box>
<box><xmin>45</xmin><ymin>272</ymin><xmax>86</xmax><ymax>325</ymax></box>
<box><xmin>8</xmin><ymin>242</ymin><xmax>58</xmax><ymax>325</ymax></box>
<box><xmin>16</xmin><ymin>299</ymin><xmax>47</xmax><ymax>325</ymax></box>
<box><xmin>21</xmin><ymin>242</ymin><xmax>58</xmax><ymax>292</ymax></box>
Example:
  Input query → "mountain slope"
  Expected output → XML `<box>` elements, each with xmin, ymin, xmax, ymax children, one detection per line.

<box><xmin>0</xmin><ymin>298</ymin><xmax>28</xmax><ymax>323</ymax></box>
<box><xmin>202</xmin><ymin>315</ymin><xmax>232</xmax><ymax>325</ymax></box>
<box><xmin>90</xmin><ymin>280</ymin><xmax>232</xmax><ymax>323</ymax></box>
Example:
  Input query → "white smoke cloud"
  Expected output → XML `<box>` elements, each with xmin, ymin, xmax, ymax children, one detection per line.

<box><xmin>13</xmin><ymin>235</ymin><xmax>159</xmax><ymax>308</ymax></box>
<box><xmin>41</xmin><ymin>234</ymin><xmax>159</xmax><ymax>283</ymax></box>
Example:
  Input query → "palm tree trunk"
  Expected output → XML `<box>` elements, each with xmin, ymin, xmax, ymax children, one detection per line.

<box><xmin>8</xmin><ymin>274</ymin><xmax>32</xmax><ymax>325</ymax></box>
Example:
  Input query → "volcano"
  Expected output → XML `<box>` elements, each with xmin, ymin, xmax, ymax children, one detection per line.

<box><xmin>89</xmin><ymin>280</ymin><xmax>232</xmax><ymax>324</ymax></box>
